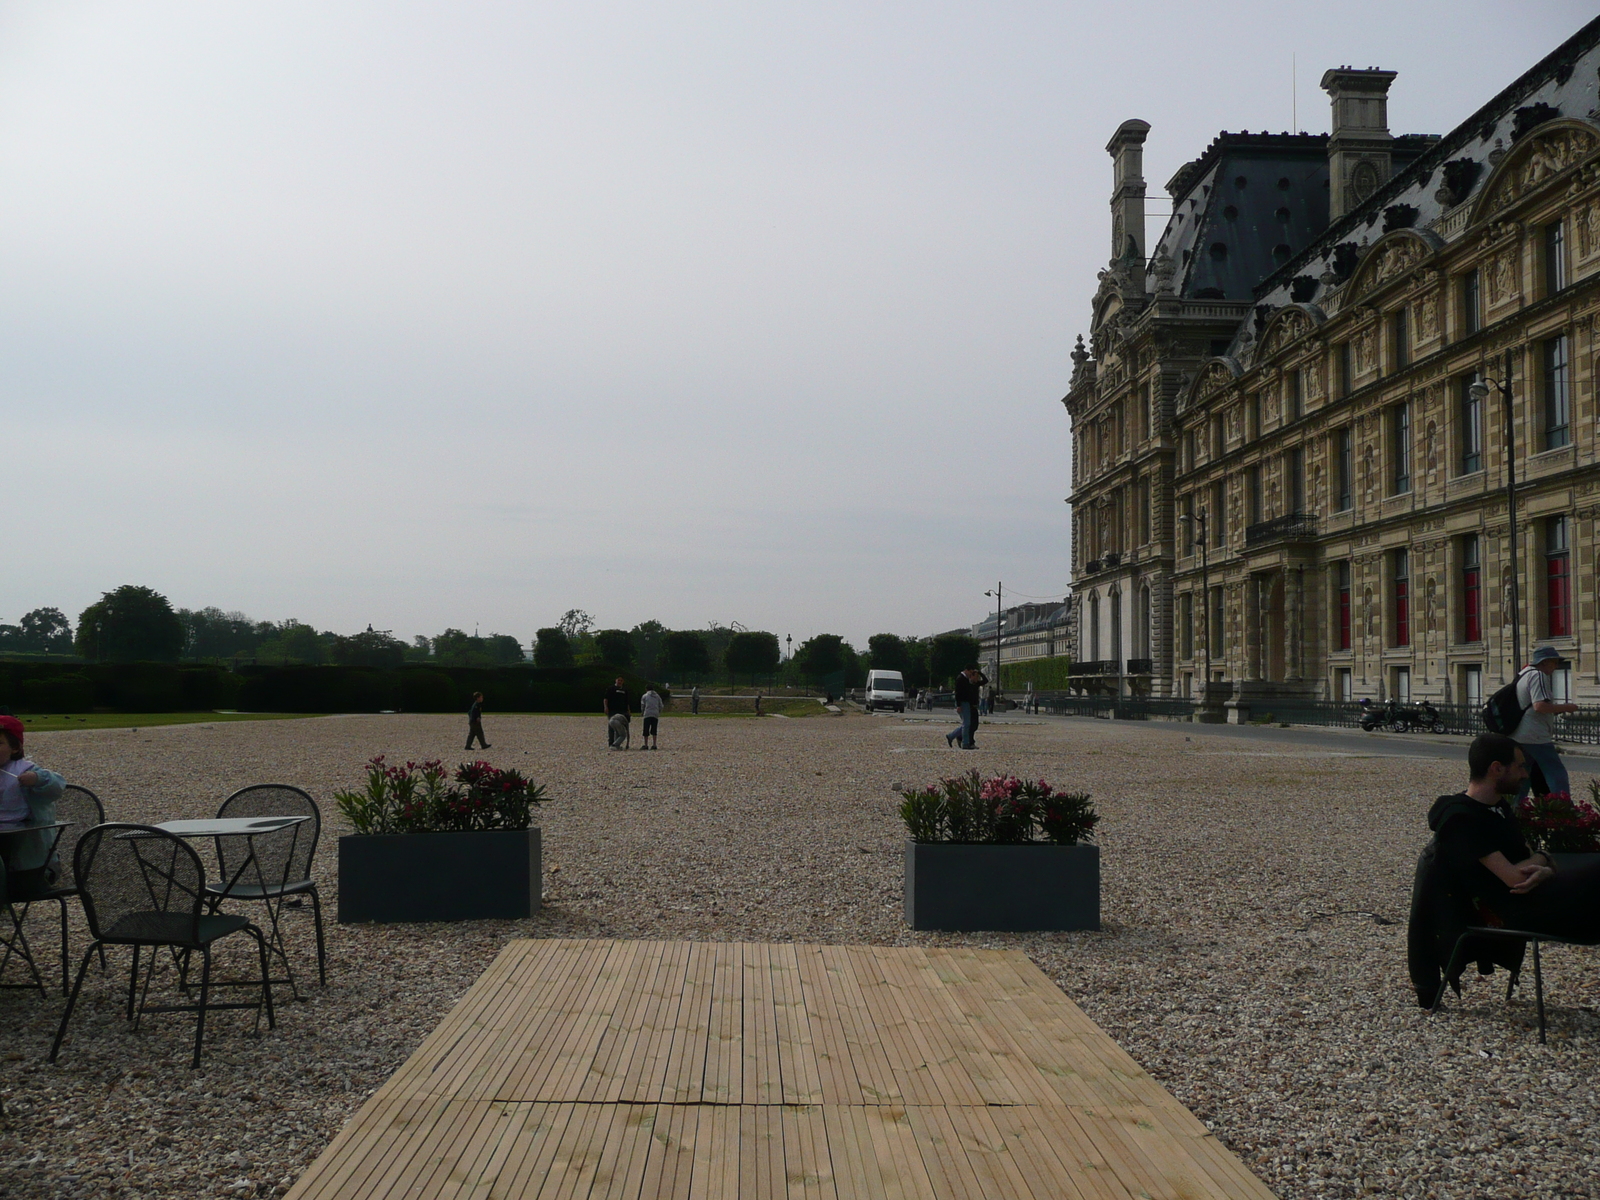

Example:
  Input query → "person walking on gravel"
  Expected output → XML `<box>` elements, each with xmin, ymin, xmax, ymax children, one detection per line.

<box><xmin>465</xmin><ymin>692</ymin><xmax>490</xmax><ymax>751</ymax></box>
<box><xmin>946</xmin><ymin>665</ymin><xmax>987</xmax><ymax>750</ymax></box>
<box><xmin>1510</xmin><ymin>646</ymin><xmax>1579</xmax><ymax>797</ymax></box>
<box><xmin>639</xmin><ymin>686</ymin><xmax>663</xmax><ymax>749</ymax></box>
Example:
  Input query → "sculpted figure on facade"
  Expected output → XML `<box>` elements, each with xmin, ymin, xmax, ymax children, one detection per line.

<box><xmin>1416</xmin><ymin>291</ymin><xmax>1440</xmax><ymax>341</ymax></box>
<box><xmin>1480</xmin><ymin>125</ymin><xmax>1600</xmax><ymax>215</ymax></box>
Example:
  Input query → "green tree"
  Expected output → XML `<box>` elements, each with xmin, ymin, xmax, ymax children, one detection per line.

<box><xmin>594</xmin><ymin>629</ymin><xmax>636</xmax><ymax>669</ymax></box>
<box><xmin>19</xmin><ymin>607</ymin><xmax>73</xmax><ymax>654</ymax></box>
<box><xmin>661</xmin><ymin>630</ymin><xmax>711</xmax><ymax>679</ymax></box>
<box><xmin>255</xmin><ymin>620</ymin><xmax>327</xmax><ymax>664</ymax></box>
<box><xmin>929</xmin><ymin>634</ymin><xmax>982</xmax><ymax>688</ymax></box>
<box><xmin>557</xmin><ymin>609</ymin><xmax>594</xmax><ymax>639</ymax></box>
<box><xmin>331</xmin><ymin>627</ymin><xmax>406</xmax><ymax>668</ymax></box>
<box><xmin>630</xmin><ymin>620</ymin><xmax>667</xmax><ymax>676</ymax></box>
<box><xmin>793</xmin><ymin>633</ymin><xmax>860</xmax><ymax>687</ymax></box>
<box><xmin>724</xmin><ymin>631</ymin><xmax>780</xmax><ymax>682</ymax></box>
<box><xmin>75</xmin><ymin>586</ymin><xmax>186</xmax><ymax>662</ymax></box>
<box><xmin>485</xmin><ymin>634</ymin><xmax>526</xmax><ymax>665</ymax></box>
<box><xmin>866</xmin><ymin>634</ymin><xmax>910</xmax><ymax>673</ymax></box>
<box><xmin>534</xmin><ymin>627</ymin><xmax>573</xmax><ymax>667</ymax></box>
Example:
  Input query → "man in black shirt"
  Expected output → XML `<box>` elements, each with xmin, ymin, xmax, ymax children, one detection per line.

<box><xmin>465</xmin><ymin>692</ymin><xmax>490</xmax><ymax>751</ymax></box>
<box><xmin>603</xmin><ymin>677</ymin><xmax>630</xmax><ymax>748</ymax></box>
<box><xmin>946</xmin><ymin>665</ymin><xmax>987</xmax><ymax>750</ymax></box>
<box><xmin>1429</xmin><ymin>733</ymin><xmax>1600</xmax><ymax>941</ymax></box>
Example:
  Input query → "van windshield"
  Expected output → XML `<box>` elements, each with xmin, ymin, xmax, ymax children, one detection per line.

<box><xmin>871</xmin><ymin>681</ymin><xmax>904</xmax><ymax>692</ymax></box>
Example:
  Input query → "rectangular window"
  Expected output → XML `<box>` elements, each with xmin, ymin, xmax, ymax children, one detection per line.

<box><xmin>1287</xmin><ymin>369</ymin><xmax>1303</xmax><ymax>422</ymax></box>
<box><xmin>1181</xmin><ymin>593</ymin><xmax>1193</xmax><ymax>660</ymax></box>
<box><xmin>1461</xmin><ymin>269</ymin><xmax>1481</xmax><ymax>336</ymax></box>
<box><xmin>1248</xmin><ymin>393</ymin><xmax>1262</xmax><ymax>441</ymax></box>
<box><xmin>1336</xmin><ymin>428</ymin><xmax>1353</xmax><ymax>511</ymax></box>
<box><xmin>1392</xmin><ymin>666</ymin><xmax>1411</xmax><ymax>704</ymax></box>
<box><xmin>1392</xmin><ymin>308</ymin><xmax>1409</xmax><ymax>370</ymax></box>
<box><xmin>1211</xmin><ymin>482</ymin><xmax>1226</xmax><ymax>547</ymax></box>
<box><xmin>1138</xmin><ymin>478</ymin><xmax>1151</xmax><ymax>545</ymax></box>
<box><xmin>1138</xmin><ymin>385</ymin><xmax>1150</xmax><ymax>443</ymax></box>
<box><xmin>1336</xmin><ymin>667</ymin><xmax>1353</xmax><ymax>702</ymax></box>
<box><xmin>1286</xmin><ymin>446</ymin><xmax>1304</xmax><ymax>514</ymax></box>
<box><xmin>1545</xmin><ymin>220</ymin><xmax>1566</xmax><ymax>295</ymax></box>
<box><xmin>1338</xmin><ymin>342</ymin><xmax>1352</xmax><ymax>398</ymax></box>
<box><xmin>1462</xmin><ymin>665</ymin><xmax>1482</xmax><ymax>709</ymax></box>
<box><xmin>1543</xmin><ymin>333</ymin><xmax>1570</xmax><ymax>449</ymax></box>
<box><xmin>1393</xmin><ymin>547</ymin><xmax>1410</xmax><ymax>648</ymax></box>
<box><xmin>1553</xmin><ymin>666</ymin><xmax>1572</xmax><ymax>703</ymax></box>
<box><xmin>1209</xmin><ymin>586</ymin><xmax>1224</xmax><ymax>656</ymax></box>
<box><xmin>1184</xmin><ymin>430</ymin><xmax>1196</xmax><ymax>473</ymax></box>
<box><xmin>1546</xmin><ymin>515</ymin><xmax>1571</xmax><ymax>638</ymax></box>
<box><xmin>1392</xmin><ymin>403</ymin><xmax>1411</xmax><ymax>494</ymax></box>
<box><xmin>1210</xmin><ymin>415</ymin><xmax>1224</xmax><ymax>461</ymax></box>
<box><xmin>1246</xmin><ymin>464</ymin><xmax>1262</xmax><ymax>526</ymax></box>
<box><xmin>1459</xmin><ymin>375</ymin><xmax>1482</xmax><ymax>474</ymax></box>
<box><xmin>1462</xmin><ymin>533</ymin><xmax>1481</xmax><ymax>643</ymax></box>
<box><xmin>1336</xmin><ymin>561</ymin><xmax>1352</xmax><ymax>651</ymax></box>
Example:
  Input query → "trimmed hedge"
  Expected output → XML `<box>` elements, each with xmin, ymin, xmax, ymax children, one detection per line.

<box><xmin>0</xmin><ymin>660</ymin><xmax>664</xmax><ymax>715</ymax></box>
<box><xmin>999</xmin><ymin>657</ymin><xmax>1074</xmax><ymax>691</ymax></box>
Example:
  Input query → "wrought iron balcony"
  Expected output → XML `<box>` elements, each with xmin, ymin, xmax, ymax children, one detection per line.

<box><xmin>1244</xmin><ymin>512</ymin><xmax>1318</xmax><ymax>547</ymax></box>
<box><xmin>1069</xmin><ymin>660</ymin><xmax>1119</xmax><ymax>677</ymax></box>
<box><xmin>1125</xmin><ymin>658</ymin><xmax>1153</xmax><ymax>675</ymax></box>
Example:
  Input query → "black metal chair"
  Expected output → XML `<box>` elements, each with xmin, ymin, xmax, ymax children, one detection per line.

<box><xmin>205</xmin><ymin>785</ymin><xmax>326</xmax><ymax>991</ymax></box>
<box><xmin>50</xmin><ymin>824</ymin><xmax>275</xmax><ymax>1069</ymax></box>
<box><xmin>16</xmin><ymin>784</ymin><xmax>107</xmax><ymax>994</ymax></box>
<box><xmin>0</xmin><ymin>856</ymin><xmax>47</xmax><ymax>997</ymax></box>
<box><xmin>1432</xmin><ymin>924</ymin><xmax>1600</xmax><ymax>1044</ymax></box>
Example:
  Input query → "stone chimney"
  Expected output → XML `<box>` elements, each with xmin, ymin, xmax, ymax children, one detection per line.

<box><xmin>1105</xmin><ymin>119</ymin><xmax>1151</xmax><ymax>263</ymax></box>
<box><xmin>1321</xmin><ymin>67</ymin><xmax>1397</xmax><ymax>220</ymax></box>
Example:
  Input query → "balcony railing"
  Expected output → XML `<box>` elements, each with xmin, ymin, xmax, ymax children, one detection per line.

<box><xmin>1245</xmin><ymin>512</ymin><xmax>1318</xmax><ymax>547</ymax></box>
<box><xmin>1125</xmin><ymin>658</ymin><xmax>1153</xmax><ymax>675</ymax></box>
<box><xmin>1068</xmin><ymin>660</ymin><xmax>1119</xmax><ymax>677</ymax></box>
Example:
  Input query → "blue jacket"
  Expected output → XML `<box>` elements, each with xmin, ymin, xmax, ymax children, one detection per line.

<box><xmin>9</xmin><ymin>767</ymin><xmax>66</xmax><ymax>872</ymax></box>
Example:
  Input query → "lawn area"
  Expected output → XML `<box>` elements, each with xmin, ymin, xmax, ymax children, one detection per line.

<box><xmin>11</xmin><ymin>711</ymin><xmax>322</xmax><ymax>732</ymax></box>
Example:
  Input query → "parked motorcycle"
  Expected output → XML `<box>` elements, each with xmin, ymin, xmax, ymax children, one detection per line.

<box><xmin>1358</xmin><ymin>697</ymin><xmax>1447</xmax><ymax>734</ymax></box>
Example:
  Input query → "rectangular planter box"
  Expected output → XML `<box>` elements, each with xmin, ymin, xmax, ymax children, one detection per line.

<box><xmin>904</xmin><ymin>840</ymin><xmax>1099</xmax><ymax>932</ymax></box>
<box><xmin>338</xmin><ymin>828</ymin><xmax>541</xmax><ymax>923</ymax></box>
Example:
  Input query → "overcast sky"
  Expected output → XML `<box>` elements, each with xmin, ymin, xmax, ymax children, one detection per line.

<box><xmin>1</xmin><ymin>1</ymin><xmax>1592</xmax><ymax>649</ymax></box>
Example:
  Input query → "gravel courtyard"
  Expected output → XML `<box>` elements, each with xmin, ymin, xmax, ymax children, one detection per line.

<box><xmin>2</xmin><ymin>711</ymin><xmax>1597</xmax><ymax>1200</ymax></box>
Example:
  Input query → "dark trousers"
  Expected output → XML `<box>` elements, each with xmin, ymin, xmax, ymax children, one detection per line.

<box><xmin>466</xmin><ymin>720</ymin><xmax>488</xmax><ymax>750</ymax></box>
<box><xmin>642</xmin><ymin>716</ymin><xmax>659</xmax><ymax>742</ymax></box>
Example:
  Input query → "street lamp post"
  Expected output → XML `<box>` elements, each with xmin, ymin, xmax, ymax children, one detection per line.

<box><xmin>1178</xmin><ymin>510</ymin><xmax>1211</xmax><ymax>699</ymax></box>
<box><xmin>1470</xmin><ymin>347</ymin><xmax>1521</xmax><ymax>673</ymax></box>
<box><xmin>983</xmin><ymin>582</ymin><xmax>1003</xmax><ymax>693</ymax></box>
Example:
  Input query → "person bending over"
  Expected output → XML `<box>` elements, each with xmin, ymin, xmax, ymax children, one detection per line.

<box><xmin>1428</xmin><ymin>732</ymin><xmax>1600</xmax><ymax>943</ymax></box>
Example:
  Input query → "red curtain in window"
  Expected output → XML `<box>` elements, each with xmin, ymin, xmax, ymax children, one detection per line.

<box><xmin>1548</xmin><ymin>554</ymin><xmax>1571</xmax><ymax>637</ymax></box>
<box><xmin>1463</xmin><ymin>567</ymin><xmax>1480</xmax><ymax>642</ymax></box>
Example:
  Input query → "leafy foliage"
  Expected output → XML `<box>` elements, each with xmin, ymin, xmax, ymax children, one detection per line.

<box><xmin>1517</xmin><ymin>788</ymin><xmax>1600</xmax><ymax>854</ymax></box>
<box><xmin>330</xmin><ymin>628</ymin><xmax>407</xmax><ymax>669</ymax></box>
<box><xmin>724</xmin><ymin>631</ymin><xmax>780</xmax><ymax>680</ymax></box>
<box><xmin>928</xmin><ymin>634</ymin><xmax>982</xmax><ymax>687</ymax></box>
<box><xmin>75</xmin><ymin>586</ymin><xmax>186</xmax><ymax>662</ymax></box>
<box><xmin>661</xmin><ymin>630</ymin><xmax>711</xmax><ymax>678</ymax></box>
<box><xmin>594</xmin><ymin>629</ymin><xmax>637</xmax><ymax>669</ymax></box>
<box><xmin>534</xmin><ymin>627</ymin><xmax>574</xmax><ymax>668</ymax></box>
<box><xmin>334</xmin><ymin>756</ymin><xmax>548</xmax><ymax>835</ymax></box>
<box><xmin>0</xmin><ymin>607</ymin><xmax>75</xmax><ymax>654</ymax></box>
<box><xmin>898</xmin><ymin>771</ymin><xmax>1097</xmax><ymax>845</ymax></box>
<box><xmin>557</xmin><ymin>609</ymin><xmax>594</xmax><ymax>639</ymax></box>
<box><xmin>630</xmin><ymin>620</ymin><xmax>667</xmax><ymax>676</ymax></box>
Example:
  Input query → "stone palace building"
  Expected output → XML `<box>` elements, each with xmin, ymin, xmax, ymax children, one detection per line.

<box><xmin>1063</xmin><ymin>15</ymin><xmax>1600</xmax><ymax>713</ymax></box>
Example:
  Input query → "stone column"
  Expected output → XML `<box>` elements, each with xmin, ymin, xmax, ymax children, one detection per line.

<box><xmin>1244</xmin><ymin>576</ymin><xmax>1262</xmax><ymax>682</ymax></box>
<box><xmin>1287</xmin><ymin>567</ymin><xmax>1304</xmax><ymax>682</ymax></box>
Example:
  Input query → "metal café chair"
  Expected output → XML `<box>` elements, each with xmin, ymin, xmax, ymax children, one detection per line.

<box><xmin>21</xmin><ymin>784</ymin><xmax>107</xmax><ymax>994</ymax></box>
<box><xmin>50</xmin><ymin>824</ymin><xmax>275</xmax><ymax>1070</ymax></box>
<box><xmin>0</xmin><ymin>856</ymin><xmax>47</xmax><ymax>997</ymax></box>
<box><xmin>204</xmin><ymin>785</ymin><xmax>326</xmax><ymax>991</ymax></box>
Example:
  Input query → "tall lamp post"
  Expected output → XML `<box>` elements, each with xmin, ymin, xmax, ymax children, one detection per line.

<box><xmin>984</xmin><ymin>582</ymin><xmax>1003</xmax><ymax>692</ymax></box>
<box><xmin>1470</xmin><ymin>348</ymin><xmax>1521</xmax><ymax>674</ymax></box>
<box><xmin>1178</xmin><ymin>510</ymin><xmax>1210</xmax><ymax>698</ymax></box>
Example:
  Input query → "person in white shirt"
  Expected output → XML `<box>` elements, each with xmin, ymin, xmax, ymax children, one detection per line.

<box><xmin>639</xmin><ymin>688</ymin><xmax>664</xmax><ymax>750</ymax></box>
<box><xmin>1511</xmin><ymin>646</ymin><xmax>1579</xmax><ymax>798</ymax></box>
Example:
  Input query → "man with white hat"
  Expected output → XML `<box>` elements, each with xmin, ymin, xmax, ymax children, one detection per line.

<box><xmin>1511</xmin><ymin>647</ymin><xmax>1580</xmax><ymax>798</ymax></box>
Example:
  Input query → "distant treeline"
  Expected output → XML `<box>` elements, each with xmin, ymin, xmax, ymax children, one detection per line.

<box><xmin>0</xmin><ymin>661</ymin><xmax>663</xmax><ymax>715</ymax></box>
<box><xmin>2</xmin><ymin>586</ymin><xmax>989</xmax><ymax>693</ymax></box>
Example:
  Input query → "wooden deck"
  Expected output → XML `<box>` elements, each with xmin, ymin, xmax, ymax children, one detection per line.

<box><xmin>286</xmin><ymin>940</ymin><xmax>1276</xmax><ymax>1199</ymax></box>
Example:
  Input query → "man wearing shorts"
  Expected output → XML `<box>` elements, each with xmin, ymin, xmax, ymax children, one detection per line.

<box><xmin>639</xmin><ymin>686</ymin><xmax>663</xmax><ymax>749</ymax></box>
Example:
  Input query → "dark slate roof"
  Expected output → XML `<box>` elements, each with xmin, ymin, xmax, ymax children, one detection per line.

<box><xmin>1154</xmin><ymin>134</ymin><xmax>1330</xmax><ymax>301</ymax></box>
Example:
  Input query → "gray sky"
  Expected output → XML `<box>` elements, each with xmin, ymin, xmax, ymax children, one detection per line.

<box><xmin>1</xmin><ymin>1</ymin><xmax>1592</xmax><ymax>648</ymax></box>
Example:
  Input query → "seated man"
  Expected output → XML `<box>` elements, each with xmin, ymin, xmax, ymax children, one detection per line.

<box><xmin>1428</xmin><ymin>732</ymin><xmax>1600</xmax><ymax>944</ymax></box>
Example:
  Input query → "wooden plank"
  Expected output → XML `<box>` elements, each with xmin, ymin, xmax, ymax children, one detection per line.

<box><xmin>691</xmin><ymin>1097</ymin><xmax>741</xmax><ymax>1200</ymax></box>
<box><xmin>576</xmin><ymin>940</ymin><xmax>668</xmax><ymax>1102</ymax></box>
<box><xmin>660</xmin><ymin>940</ymin><xmax>718</xmax><ymax>1105</ymax></box>
<box><xmin>524</xmin><ymin>940</ymin><xmax>645</xmax><ymax>1102</ymax></box>
<box><xmin>794</xmin><ymin>946</ymin><xmax>864</xmax><ymax>1107</ymax></box>
<box><xmin>625</xmin><ymin>941</ymin><xmax>695</xmax><ymax>1103</ymax></box>
<box><xmin>769</xmin><ymin>944</ymin><xmax>825</xmax><ymax>1106</ymax></box>
<box><xmin>742</xmin><ymin>943</ymin><xmax>784</xmax><ymax>1106</ymax></box>
<box><xmin>815</xmin><ymin>946</ymin><xmax>904</xmax><ymax>1105</ymax></box>
<box><xmin>703</xmin><ymin>942</ymin><xmax>744</xmax><ymax>1105</ymax></box>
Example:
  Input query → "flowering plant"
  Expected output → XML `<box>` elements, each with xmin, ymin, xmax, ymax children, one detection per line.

<box><xmin>334</xmin><ymin>756</ymin><xmax>548</xmax><ymax>835</ymax></box>
<box><xmin>1516</xmin><ymin>788</ymin><xmax>1600</xmax><ymax>854</ymax></box>
<box><xmin>899</xmin><ymin>770</ymin><xmax>1096</xmax><ymax>845</ymax></box>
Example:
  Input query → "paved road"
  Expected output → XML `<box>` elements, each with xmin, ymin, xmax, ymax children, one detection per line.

<box><xmin>886</xmin><ymin>706</ymin><xmax>1600</xmax><ymax>768</ymax></box>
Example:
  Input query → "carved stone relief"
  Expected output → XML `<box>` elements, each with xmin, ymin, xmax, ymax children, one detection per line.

<box><xmin>1416</xmin><ymin>292</ymin><xmax>1440</xmax><ymax>341</ymax></box>
<box><xmin>1480</xmin><ymin>126</ymin><xmax>1600</xmax><ymax>215</ymax></box>
<box><xmin>1353</xmin><ymin>328</ymin><xmax>1376</xmax><ymax>375</ymax></box>
<box><xmin>1487</xmin><ymin>249</ymin><xmax>1518</xmax><ymax>305</ymax></box>
<box><xmin>1579</xmin><ymin>200</ymin><xmax>1600</xmax><ymax>259</ymax></box>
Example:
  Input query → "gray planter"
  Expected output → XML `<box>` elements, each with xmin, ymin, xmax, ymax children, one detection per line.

<box><xmin>904</xmin><ymin>840</ymin><xmax>1099</xmax><ymax>932</ymax></box>
<box><xmin>338</xmin><ymin>827</ymin><xmax>541</xmax><ymax>923</ymax></box>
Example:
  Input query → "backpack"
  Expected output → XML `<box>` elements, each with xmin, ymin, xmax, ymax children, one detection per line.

<box><xmin>1481</xmin><ymin>669</ymin><xmax>1533</xmax><ymax>734</ymax></box>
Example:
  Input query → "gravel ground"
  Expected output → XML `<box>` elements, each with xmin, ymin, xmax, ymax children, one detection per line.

<box><xmin>1</xmin><ymin>711</ymin><xmax>1597</xmax><ymax>1200</ymax></box>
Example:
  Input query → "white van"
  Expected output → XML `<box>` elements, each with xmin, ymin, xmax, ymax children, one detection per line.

<box><xmin>864</xmin><ymin>670</ymin><xmax>907</xmax><ymax>713</ymax></box>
